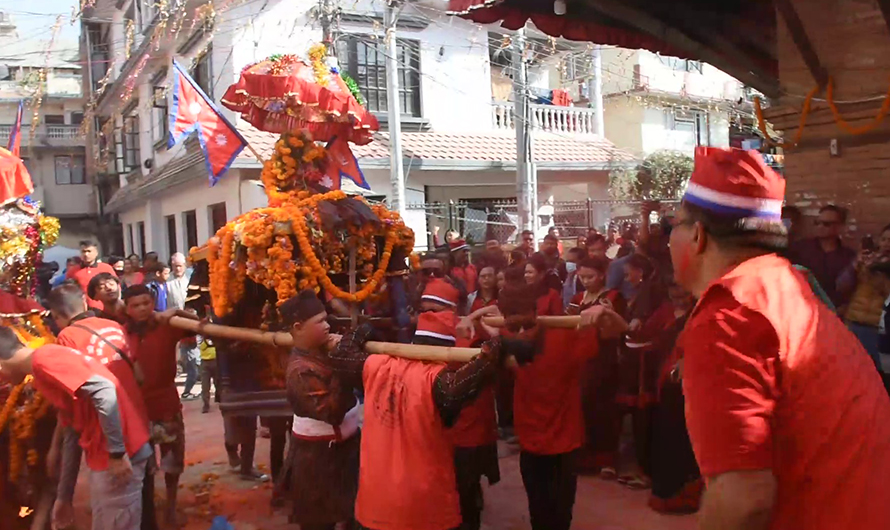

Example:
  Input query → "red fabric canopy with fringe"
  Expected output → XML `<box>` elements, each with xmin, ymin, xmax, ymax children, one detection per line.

<box><xmin>221</xmin><ymin>55</ymin><xmax>379</xmax><ymax>145</ymax></box>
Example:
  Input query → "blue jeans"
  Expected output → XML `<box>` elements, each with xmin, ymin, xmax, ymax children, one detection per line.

<box><xmin>846</xmin><ymin>321</ymin><xmax>882</xmax><ymax>371</ymax></box>
<box><xmin>180</xmin><ymin>343</ymin><xmax>201</xmax><ymax>395</ymax></box>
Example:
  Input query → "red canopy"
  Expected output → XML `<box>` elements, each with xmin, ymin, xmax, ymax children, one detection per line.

<box><xmin>221</xmin><ymin>54</ymin><xmax>379</xmax><ymax>145</ymax></box>
<box><xmin>0</xmin><ymin>147</ymin><xmax>33</xmax><ymax>207</ymax></box>
<box><xmin>448</xmin><ymin>0</ymin><xmax>778</xmax><ymax>97</ymax></box>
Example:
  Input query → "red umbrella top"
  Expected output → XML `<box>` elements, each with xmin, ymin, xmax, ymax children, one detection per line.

<box><xmin>221</xmin><ymin>49</ymin><xmax>379</xmax><ymax>145</ymax></box>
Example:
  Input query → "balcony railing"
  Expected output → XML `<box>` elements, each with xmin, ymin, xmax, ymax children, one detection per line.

<box><xmin>492</xmin><ymin>102</ymin><xmax>601</xmax><ymax>135</ymax></box>
<box><xmin>0</xmin><ymin>124</ymin><xmax>84</xmax><ymax>146</ymax></box>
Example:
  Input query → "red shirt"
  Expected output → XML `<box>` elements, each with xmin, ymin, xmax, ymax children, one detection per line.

<box><xmin>56</xmin><ymin>316</ymin><xmax>149</xmax><ymax>423</ymax></box>
<box><xmin>69</xmin><ymin>262</ymin><xmax>117</xmax><ymax>309</ymax></box>
<box><xmin>356</xmin><ymin>356</ymin><xmax>460</xmax><ymax>530</ymax></box>
<box><xmin>450</xmin><ymin>264</ymin><xmax>477</xmax><ymax>293</ymax></box>
<box><xmin>680</xmin><ymin>254</ymin><xmax>890</xmax><ymax>530</ymax></box>
<box><xmin>514</xmin><ymin>327</ymin><xmax>597</xmax><ymax>455</ymax></box>
<box><xmin>30</xmin><ymin>344</ymin><xmax>150</xmax><ymax>471</ymax></box>
<box><xmin>536</xmin><ymin>288</ymin><xmax>564</xmax><ymax>316</ymax></box>
<box><xmin>448</xmin><ymin>336</ymin><xmax>498</xmax><ymax>448</ymax></box>
<box><xmin>126</xmin><ymin>321</ymin><xmax>191</xmax><ymax>422</ymax></box>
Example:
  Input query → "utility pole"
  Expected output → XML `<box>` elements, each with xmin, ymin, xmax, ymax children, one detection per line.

<box><xmin>512</xmin><ymin>27</ymin><xmax>536</xmax><ymax>239</ymax></box>
<box><xmin>589</xmin><ymin>44</ymin><xmax>604</xmax><ymax>136</ymax></box>
<box><xmin>319</xmin><ymin>0</ymin><xmax>339</xmax><ymax>55</ymax></box>
<box><xmin>384</xmin><ymin>1</ymin><xmax>406</xmax><ymax>215</ymax></box>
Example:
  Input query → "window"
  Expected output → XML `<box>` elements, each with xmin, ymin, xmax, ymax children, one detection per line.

<box><xmin>54</xmin><ymin>155</ymin><xmax>86</xmax><ymax>185</ymax></box>
<box><xmin>152</xmin><ymin>79</ymin><xmax>168</xmax><ymax>147</ymax></box>
<box><xmin>337</xmin><ymin>35</ymin><xmax>421</xmax><ymax>117</ymax></box>
<box><xmin>127</xmin><ymin>224</ymin><xmax>134</xmax><ymax>255</ymax></box>
<box><xmin>190</xmin><ymin>46</ymin><xmax>213</xmax><ymax>97</ymax></box>
<box><xmin>86</xmin><ymin>22</ymin><xmax>110</xmax><ymax>93</ymax></box>
<box><xmin>137</xmin><ymin>221</ymin><xmax>146</xmax><ymax>256</ymax></box>
<box><xmin>666</xmin><ymin>109</ymin><xmax>705</xmax><ymax>149</ymax></box>
<box><xmin>70</xmin><ymin>112</ymin><xmax>84</xmax><ymax>125</ymax></box>
<box><xmin>165</xmin><ymin>215</ymin><xmax>177</xmax><ymax>256</ymax></box>
<box><xmin>122</xmin><ymin>110</ymin><xmax>140</xmax><ymax>173</ymax></box>
<box><xmin>562</xmin><ymin>52</ymin><xmax>592</xmax><ymax>82</ymax></box>
<box><xmin>44</xmin><ymin>115</ymin><xmax>65</xmax><ymax>125</ymax></box>
<box><xmin>659</xmin><ymin>55</ymin><xmax>704</xmax><ymax>74</ymax></box>
<box><xmin>208</xmin><ymin>202</ymin><xmax>227</xmax><ymax>234</ymax></box>
<box><xmin>183</xmin><ymin>210</ymin><xmax>198</xmax><ymax>250</ymax></box>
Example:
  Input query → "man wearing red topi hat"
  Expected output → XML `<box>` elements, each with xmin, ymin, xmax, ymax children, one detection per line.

<box><xmin>449</xmin><ymin>239</ymin><xmax>478</xmax><ymax>294</ymax></box>
<box><xmin>324</xmin><ymin>278</ymin><xmax>504</xmax><ymax>530</ymax></box>
<box><xmin>669</xmin><ymin>147</ymin><xmax>890</xmax><ymax>530</ymax></box>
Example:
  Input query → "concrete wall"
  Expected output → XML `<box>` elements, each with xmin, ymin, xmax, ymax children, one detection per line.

<box><xmin>119</xmin><ymin>169</ymin><xmax>244</xmax><ymax>261</ymax></box>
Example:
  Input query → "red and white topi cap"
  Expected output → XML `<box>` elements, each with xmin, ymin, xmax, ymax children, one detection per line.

<box><xmin>415</xmin><ymin>310</ymin><xmax>458</xmax><ymax>344</ymax></box>
<box><xmin>449</xmin><ymin>239</ymin><xmax>469</xmax><ymax>252</ymax></box>
<box><xmin>421</xmin><ymin>278</ymin><xmax>460</xmax><ymax>308</ymax></box>
<box><xmin>682</xmin><ymin>147</ymin><xmax>785</xmax><ymax>220</ymax></box>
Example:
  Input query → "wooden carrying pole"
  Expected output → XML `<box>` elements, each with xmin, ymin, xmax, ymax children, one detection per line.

<box><xmin>481</xmin><ymin>315</ymin><xmax>582</xmax><ymax>328</ymax></box>
<box><xmin>167</xmin><ymin>316</ymin><xmax>482</xmax><ymax>363</ymax></box>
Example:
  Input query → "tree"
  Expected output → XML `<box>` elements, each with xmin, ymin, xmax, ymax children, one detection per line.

<box><xmin>609</xmin><ymin>150</ymin><xmax>694</xmax><ymax>201</ymax></box>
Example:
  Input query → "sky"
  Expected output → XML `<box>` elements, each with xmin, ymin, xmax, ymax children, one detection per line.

<box><xmin>0</xmin><ymin>2</ymin><xmax>82</xmax><ymax>45</ymax></box>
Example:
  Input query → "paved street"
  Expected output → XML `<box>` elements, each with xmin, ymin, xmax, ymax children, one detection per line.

<box><xmin>72</xmin><ymin>377</ymin><xmax>698</xmax><ymax>530</ymax></box>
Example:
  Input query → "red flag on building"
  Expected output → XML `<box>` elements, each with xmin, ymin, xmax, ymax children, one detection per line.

<box><xmin>168</xmin><ymin>60</ymin><xmax>247</xmax><ymax>185</ymax></box>
<box><xmin>7</xmin><ymin>100</ymin><xmax>23</xmax><ymax>157</ymax></box>
<box><xmin>323</xmin><ymin>136</ymin><xmax>369</xmax><ymax>190</ymax></box>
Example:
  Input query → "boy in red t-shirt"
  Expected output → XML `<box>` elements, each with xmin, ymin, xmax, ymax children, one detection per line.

<box><xmin>122</xmin><ymin>284</ymin><xmax>196</xmax><ymax>526</ymax></box>
<box><xmin>478</xmin><ymin>281</ymin><xmax>623</xmax><ymax>530</ymax></box>
<box><xmin>47</xmin><ymin>282</ymin><xmax>156</xmax><ymax>530</ymax></box>
<box><xmin>0</xmin><ymin>327</ymin><xmax>151</xmax><ymax>530</ymax></box>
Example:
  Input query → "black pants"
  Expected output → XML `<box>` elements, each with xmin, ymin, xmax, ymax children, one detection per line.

<box><xmin>266</xmin><ymin>416</ymin><xmax>290</xmax><ymax>481</ymax></box>
<box><xmin>142</xmin><ymin>460</ymin><xmax>158</xmax><ymax>530</ymax></box>
<box><xmin>455</xmin><ymin>464</ymin><xmax>483</xmax><ymax>530</ymax></box>
<box><xmin>519</xmin><ymin>451</ymin><xmax>577</xmax><ymax>530</ymax></box>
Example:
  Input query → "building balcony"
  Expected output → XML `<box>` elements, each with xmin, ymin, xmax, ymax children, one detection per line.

<box><xmin>0</xmin><ymin>124</ymin><xmax>85</xmax><ymax>148</ymax></box>
<box><xmin>491</xmin><ymin>102</ymin><xmax>601</xmax><ymax>136</ymax></box>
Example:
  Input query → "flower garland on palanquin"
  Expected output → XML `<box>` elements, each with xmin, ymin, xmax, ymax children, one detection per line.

<box><xmin>0</xmin><ymin>316</ymin><xmax>55</xmax><ymax>483</ymax></box>
<box><xmin>208</xmin><ymin>129</ymin><xmax>416</xmax><ymax>318</ymax></box>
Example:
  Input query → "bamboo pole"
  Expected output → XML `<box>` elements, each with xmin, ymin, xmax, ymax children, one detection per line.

<box><xmin>167</xmin><ymin>316</ymin><xmax>483</xmax><ymax>362</ymax></box>
<box><xmin>481</xmin><ymin>315</ymin><xmax>582</xmax><ymax>328</ymax></box>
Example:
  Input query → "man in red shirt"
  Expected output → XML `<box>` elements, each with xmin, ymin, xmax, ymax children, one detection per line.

<box><xmin>47</xmin><ymin>282</ymin><xmax>155</xmax><ymax>530</ymax></box>
<box><xmin>669</xmin><ymin>147</ymin><xmax>890</xmax><ymax>530</ymax></box>
<box><xmin>0</xmin><ymin>327</ymin><xmax>151</xmax><ymax>530</ymax></box>
<box><xmin>449</xmin><ymin>239</ymin><xmax>478</xmax><ymax>294</ymax></box>
<box><xmin>67</xmin><ymin>240</ymin><xmax>117</xmax><ymax>309</ymax></box>
<box><xmin>326</xmin><ymin>279</ymin><xmax>505</xmax><ymax>530</ymax></box>
<box><xmin>123</xmin><ymin>284</ymin><xmax>196</xmax><ymax>526</ymax></box>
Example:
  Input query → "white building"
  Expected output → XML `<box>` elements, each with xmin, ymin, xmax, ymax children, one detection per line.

<box><xmin>0</xmin><ymin>12</ymin><xmax>94</xmax><ymax>250</ymax></box>
<box><xmin>84</xmin><ymin>0</ymin><xmax>633</xmax><ymax>259</ymax></box>
<box><xmin>546</xmin><ymin>46</ymin><xmax>747</xmax><ymax>158</ymax></box>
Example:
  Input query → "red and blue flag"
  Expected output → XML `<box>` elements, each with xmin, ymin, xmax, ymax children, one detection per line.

<box><xmin>168</xmin><ymin>60</ymin><xmax>247</xmax><ymax>186</ymax></box>
<box><xmin>323</xmin><ymin>136</ymin><xmax>369</xmax><ymax>190</ymax></box>
<box><xmin>7</xmin><ymin>100</ymin><xmax>23</xmax><ymax>157</ymax></box>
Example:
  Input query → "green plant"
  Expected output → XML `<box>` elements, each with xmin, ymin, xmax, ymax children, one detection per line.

<box><xmin>609</xmin><ymin>150</ymin><xmax>693</xmax><ymax>201</ymax></box>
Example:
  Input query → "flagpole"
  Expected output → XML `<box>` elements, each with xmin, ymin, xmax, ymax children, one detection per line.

<box><xmin>246</xmin><ymin>143</ymin><xmax>264</xmax><ymax>165</ymax></box>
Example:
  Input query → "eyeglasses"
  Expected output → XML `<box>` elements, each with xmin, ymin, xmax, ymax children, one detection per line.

<box><xmin>421</xmin><ymin>268</ymin><xmax>444</xmax><ymax>278</ymax></box>
<box><xmin>815</xmin><ymin>220</ymin><xmax>840</xmax><ymax>227</ymax></box>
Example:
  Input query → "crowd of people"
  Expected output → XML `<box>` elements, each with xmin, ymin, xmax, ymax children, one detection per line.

<box><xmin>3</xmin><ymin>148</ymin><xmax>890</xmax><ymax>530</ymax></box>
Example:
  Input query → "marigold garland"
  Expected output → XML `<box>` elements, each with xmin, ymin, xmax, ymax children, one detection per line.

<box><xmin>1</xmin><ymin>375</ymin><xmax>52</xmax><ymax>481</ymax></box>
<box><xmin>308</xmin><ymin>43</ymin><xmax>329</xmax><ymax>87</ymax></box>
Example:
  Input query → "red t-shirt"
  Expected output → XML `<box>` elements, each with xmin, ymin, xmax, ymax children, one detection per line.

<box><xmin>69</xmin><ymin>263</ymin><xmax>118</xmax><ymax>309</ymax></box>
<box><xmin>356</xmin><ymin>356</ymin><xmax>460</xmax><ymax>530</ymax></box>
<box><xmin>514</xmin><ymin>327</ymin><xmax>597</xmax><ymax>455</ymax></box>
<box><xmin>536</xmin><ymin>288</ymin><xmax>564</xmax><ymax>316</ymax></box>
<box><xmin>126</xmin><ymin>321</ymin><xmax>191</xmax><ymax>422</ymax></box>
<box><xmin>680</xmin><ymin>254</ymin><xmax>890</xmax><ymax>530</ymax></box>
<box><xmin>450</xmin><ymin>264</ymin><xmax>477</xmax><ymax>294</ymax></box>
<box><xmin>448</xmin><ymin>336</ymin><xmax>498</xmax><ymax>448</ymax></box>
<box><xmin>30</xmin><ymin>344</ymin><xmax>150</xmax><ymax>471</ymax></box>
<box><xmin>56</xmin><ymin>316</ymin><xmax>149</xmax><ymax>423</ymax></box>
